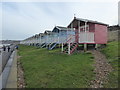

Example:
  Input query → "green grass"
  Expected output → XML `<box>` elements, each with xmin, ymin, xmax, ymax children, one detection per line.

<box><xmin>18</xmin><ymin>45</ymin><xmax>95</xmax><ymax>88</ymax></box>
<box><xmin>101</xmin><ymin>41</ymin><xmax>119</xmax><ymax>88</ymax></box>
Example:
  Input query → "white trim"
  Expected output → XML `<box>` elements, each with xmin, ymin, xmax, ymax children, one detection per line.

<box><xmin>68</xmin><ymin>43</ymin><xmax>70</xmax><ymax>54</ymax></box>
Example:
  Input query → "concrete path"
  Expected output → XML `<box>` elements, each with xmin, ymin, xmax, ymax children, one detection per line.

<box><xmin>6</xmin><ymin>50</ymin><xmax>17</xmax><ymax>88</ymax></box>
<box><xmin>0</xmin><ymin>50</ymin><xmax>17</xmax><ymax>89</ymax></box>
<box><xmin>0</xmin><ymin>49</ymin><xmax>2</xmax><ymax>75</ymax></box>
<box><xmin>0</xmin><ymin>45</ymin><xmax>15</xmax><ymax>75</ymax></box>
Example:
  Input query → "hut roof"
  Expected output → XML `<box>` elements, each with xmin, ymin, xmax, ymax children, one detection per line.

<box><xmin>44</xmin><ymin>30</ymin><xmax>52</xmax><ymax>34</ymax></box>
<box><xmin>55</xmin><ymin>26</ymin><xmax>74</xmax><ymax>31</ymax></box>
<box><xmin>68</xmin><ymin>17</ymin><xmax>108</xmax><ymax>28</ymax></box>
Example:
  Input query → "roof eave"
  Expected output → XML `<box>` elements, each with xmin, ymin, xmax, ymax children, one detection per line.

<box><xmin>68</xmin><ymin>17</ymin><xmax>109</xmax><ymax>27</ymax></box>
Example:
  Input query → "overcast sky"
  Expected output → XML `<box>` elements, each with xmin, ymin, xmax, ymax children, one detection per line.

<box><xmin>0</xmin><ymin>0</ymin><xmax>119</xmax><ymax>40</ymax></box>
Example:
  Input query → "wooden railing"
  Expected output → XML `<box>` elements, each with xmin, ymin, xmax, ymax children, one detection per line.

<box><xmin>78</xmin><ymin>32</ymin><xmax>95</xmax><ymax>43</ymax></box>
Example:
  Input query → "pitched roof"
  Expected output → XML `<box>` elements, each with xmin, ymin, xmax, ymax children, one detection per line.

<box><xmin>76</xmin><ymin>18</ymin><xmax>108</xmax><ymax>25</ymax></box>
<box><xmin>44</xmin><ymin>30</ymin><xmax>52</xmax><ymax>35</ymax></box>
<box><xmin>56</xmin><ymin>26</ymin><xmax>74</xmax><ymax>31</ymax></box>
<box><xmin>68</xmin><ymin>17</ymin><xmax>108</xmax><ymax>27</ymax></box>
<box><xmin>38</xmin><ymin>33</ymin><xmax>44</xmax><ymax>35</ymax></box>
<box><xmin>44</xmin><ymin>30</ymin><xmax>51</xmax><ymax>33</ymax></box>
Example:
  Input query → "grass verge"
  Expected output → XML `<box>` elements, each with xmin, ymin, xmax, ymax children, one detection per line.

<box><xmin>101</xmin><ymin>41</ymin><xmax>119</xmax><ymax>88</ymax></box>
<box><xmin>18</xmin><ymin>45</ymin><xmax>95</xmax><ymax>88</ymax></box>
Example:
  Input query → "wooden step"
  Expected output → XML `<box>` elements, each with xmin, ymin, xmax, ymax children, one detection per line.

<box><xmin>70</xmin><ymin>44</ymin><xmax>78</xmax><ymax>54</ymax></box>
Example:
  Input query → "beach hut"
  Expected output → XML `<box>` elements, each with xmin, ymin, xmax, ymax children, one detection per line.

<box><xmin>52</xmin><ymin>26</ymin><xmax>75</xmax><ymax>43</ymax></box>
<box><xmin>63</xmin><ymin>17</ymin><xmax>108</xmax><ymax>54</ymax></box>
<box><xmin>47</xmin><ymin>26</ymin><xmax>75</xmax><ymax>50</ymax></box>
<box><xmin>21</xmin><ymin>16</ymin><xmax>108</xmax><ymax>55</ymax></box>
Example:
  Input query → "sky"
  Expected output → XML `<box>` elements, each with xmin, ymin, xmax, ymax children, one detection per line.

<box><xmin>0</xmin><ymin>0</ymin><xmax>119</xmax><ymax>40</ymax></box>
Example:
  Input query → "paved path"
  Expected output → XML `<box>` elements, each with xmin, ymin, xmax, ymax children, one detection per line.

<box><xmin>90</xmin><ymin>50</ymin><xmax>113</xmax><ymax>88</ymax></box>
<box><xmin>0</xmin><ymin>45</ymin><xmax>15</xmax><ymax>75</ymax></box>
<box><xmin>0</xmin><ymin>49</ymin><xmax>2</xmax><ymax>74</ymax></box>
<box><xmin>5</xmin><ymin>50</ymin><xmax>17</xmax><ymax>88</ymax></box>
<box><xmin>0</xmin><ymin>50</ymin><xmax>17</xmax><ymax>89</ymax></box>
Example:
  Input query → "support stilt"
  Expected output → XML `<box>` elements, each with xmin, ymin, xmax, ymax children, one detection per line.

<box><xmin>95</xmin><ymin>44</ymin><xmax>98</xmax><ymax>50</ymax></box>
<box><xmin>84</xmin><ymin>43</ymin><xmax>87</xmax><ymax>52</ymax></box>
<box><xmin>49</xmin><ymin>43</ymin><xmax>51</xmax><ymax>49</ymax></box>
<box><xmin>59</xmin><ymin>44</ymin><xmax>61</xmax><ymax>48</ymax></box>
<box><xmin>61</xmin><ymin>43</ymin><xmax>64</xmax><ymax>52</ymax></box>
<box><xmin>46</xmin><ymin>43</ymin><xmax>47</xmax><ymax>48</ymax></box>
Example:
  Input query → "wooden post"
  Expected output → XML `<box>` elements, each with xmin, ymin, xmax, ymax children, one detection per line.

<box><xmin>95</xmin><ymin>44</ymin><xmax>98</xmax><ymax>50</ymax></box>
<box><xmin>59</xmin><ymin>30</ymin><xmax>61</xmax><ymax>48</ymax></box>
<box><xmin>40</xmin><ymin>34</ymin><xmax>41</xmax><ymax>47</ymax></box>
<box><xmin>67</xmin><ymin>28</ymin><xmax>68</xmax><ymax>41</ymax></box>
<box><xmin>30</xmin><ymin>38</ymin><xmax>32</xmax><ymax>46</ymax></box>
<box><xmin>78</xmin><ymin>20</ymin><xmax>80</xmax><ymax>43</ymax></box>
<box><xmin>78</xmin><ymin>21</ymin><xmax>80</xmax><ymax>33</ymax></box>
<box><xmin>32</xmin><ymin>38</ymin><xmax>33</xmax><ymax>45</ymax></box>
<box><xmin>68</xmin><ymin>43</ymin><xmax>70</xmax><ymax>54</ymax></box>
<box><xmin>85</xmin><ymin>21</ymin><xmax>87</xmax><ymax>42</ymax></box>
<box><xmin>35</xmin><ymin>36</ymin><xmax>37</xmax><ymax>46</ymax></box>
<box><xmin>46</xmin><ymin>34</ymin><xmax>48</xmax><ymax>48</ymax></box>
<box><xmin>59</xmin><ymin>44</ymin><xmax>60</xmax><ymax>48</ymax></box>
<box><xmin>33</xmin><ymin>37</ymin><xmax>34</xmax><ymax>46</ymax></box>
<box><xmin>61</xmin><ymin>43</ymin><xmax>64</xmax><ymax>52</ymax></box>
<box><xmin>57</xmin><ymin>35</ymin><xmax>60</xmax><ymax>43</ymax></box>
<box><xmin>49</xmin><ymin>43</ymin><xmax>51</xmax><ymax>49</ymax></box>
<box><xmin>36</xmin><ymin>37</ymin><xmax>38</xmax><ymax>46</ymax></box>
<box><xmin>84</xmin><ymin>43</ymin><xmax>87</xmax><ymax>52</ymax></box>
<box><xmin>34</xmin><ymin>37</ymin><xmax>35</xmax><ymax>46</ymax></box>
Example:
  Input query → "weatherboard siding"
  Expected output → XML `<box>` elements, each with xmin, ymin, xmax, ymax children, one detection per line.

<box><xmin>94</xmin><ymin>24</ymin><xmax>107</xmax><ymax>44</ymax></box>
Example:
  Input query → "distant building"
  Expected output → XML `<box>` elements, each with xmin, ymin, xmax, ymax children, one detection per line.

<box><xmin>118</xmin><ymin>1</ymin><xmax>120</xmax><ymax>26</ymax></box>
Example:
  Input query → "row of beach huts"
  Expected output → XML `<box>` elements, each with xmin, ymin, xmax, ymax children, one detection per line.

<box><xmin>20</xmin><ymin>17</ymin><xmax>108</xmax><ymax>54</ymax></box>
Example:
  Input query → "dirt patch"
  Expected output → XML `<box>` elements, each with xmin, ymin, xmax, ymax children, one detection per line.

<box><xmin>17</xmin><ymin>56</ymin><xmax>26</xmax><ymax>88</ymax></box>
<box><xmin>90</xmin><ymin>50</ymin><xmax>113</xmax><ymax>88</ymax></box>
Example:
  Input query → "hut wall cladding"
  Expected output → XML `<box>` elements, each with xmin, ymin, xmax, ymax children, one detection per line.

<box><xmin>94</xmin><ymin>24</ymin><xmax>108</xmax><ymax>44</ymax></box>
<box><xmin>88</xmin><ymin>23</ymin><xmax>95</xmax><ymax>32</ymax></box>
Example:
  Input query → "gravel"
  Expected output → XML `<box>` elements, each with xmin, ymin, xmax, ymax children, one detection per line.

<box><xmin>90</xmin><ymin>50</ymin><xmax>113</xmax><ymax>88</ymax></box>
